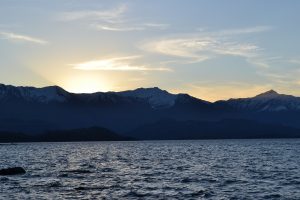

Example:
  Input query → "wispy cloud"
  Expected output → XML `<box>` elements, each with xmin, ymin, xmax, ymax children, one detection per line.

<box><xmin>90</xmin><ymin>24</ymin><xmax>145</xmax><ymax>32</ymax></box>
<box><xmin>141</xmin><ymin>26</ymin><xmax>271</xmax><ymax>63</ymax></box>
<box><xmin>0</xmin><ymin>31</ymin><xmax>48</xmax><ymax>45</ymax></box>
<box><xmin>91</xmin><ymin>22</ymin><xmax>169</xmax><ymax>32</ymax></box>
<box><xmin>254</xmin><ymin>56</ymin><xmax>300</xmax><ymax>89</ymax></box>
<box><xmin>59</xmin><ymin>4</ymin><xmax>127</xmax><ymax>22</ymax></box>
<box><xmin>289</xmin><ymin>59</ymin><xmax>300</xmax><ymax>65</ymax></box>
<box><xmin>59</xmin><ymin>4</ymin><xmax>169</xmax><ymax>32</ymax></box>
<box><xmin>71</xmin><ymin>56</ymin><xmax>171</xmax><ymax>72</ymax></box>
<box><xmin>143</xmin><ymin>23</ymin><xmax>169</xmax><ymax>30</ymax></box>
<box><xmin>142</xmin><ymin>36</ymin><xmax>259</xmax><ymax>62</ymax></box>
<box><xmin>216</xmin><ymin>26</ymin><xmax>273</xmax><ymax>36</ymax></box>
<box><xmin>247</xmin><ymin>56</ymin><xmax>282</xmax><ymax>69</ymax></box>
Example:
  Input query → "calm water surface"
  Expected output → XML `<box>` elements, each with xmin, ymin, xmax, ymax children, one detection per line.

<box><xmin>1</xmin><ymin>139</ymin><xmax>300</xmax><ymax>199</ymax></box>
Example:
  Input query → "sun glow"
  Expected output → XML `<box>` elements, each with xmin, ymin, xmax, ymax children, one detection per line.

<box><xmin>62</xmin><ymin>75</ymin><xmax>112</xmax><ymax>94</ymax></box>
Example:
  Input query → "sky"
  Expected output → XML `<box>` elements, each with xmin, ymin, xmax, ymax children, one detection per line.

<box><xmin>0</xmin><ymin>0</ymin><xmax>300</xmax><ymax>101</ymax></box>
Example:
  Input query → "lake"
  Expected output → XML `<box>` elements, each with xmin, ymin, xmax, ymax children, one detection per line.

<box><xmin>1</xmin><ymin>139</ymin><xmax>300</xmax><ymax>199</ymax></box>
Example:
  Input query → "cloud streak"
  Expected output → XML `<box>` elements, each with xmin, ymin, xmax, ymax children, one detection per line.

<box><xmin>142</xmin><ymin>36</ymin><xmax>259</xmax><ymax>62</ymax></box>
<box><xmin>289</xmin><ymin>59</ymin><xmax>300</xmax><ymax>65</ymax></box>
<box><xmin>60</xmin><ymin>4</ymin><xmax>169</xmax><ymax>32</ymax></box>
<box><xmin>91</xmin><ymin>23</ymin><xmax>169</xmax><ymax>32</ymax></box>
<box><xmin>59</xmin><ymin>4</ymin><xmax>127</xmax><ymax>22</ymax></box>
<box><xmin>0</xmin><ymin>31</ymin><xmax>48</xmax><ymax>44</ymax></box>
<box><xmin>216</xmin><ymin>26</ymin><xmax>273</xmax><ymax>36</ymax></box>
<box><xmin>141</xmin><ymin>26</ymin><xmax>271</xmax><ymax>63</ymax></box>
<box><xmin>71</xmin><ymin>56</ymin><xmax>171</xmax><ymax>72</ymax></box>
<box><xmin>91</xmin><ymin>24</ymin><xmax>145</xmax><ymax>32</ymax></box>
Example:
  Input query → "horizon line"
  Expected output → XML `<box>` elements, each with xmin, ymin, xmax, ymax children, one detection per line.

<box><xmin>0</xmin><ymin>82</ymin><xmax>290</xmax><ymax>103</ymax></box>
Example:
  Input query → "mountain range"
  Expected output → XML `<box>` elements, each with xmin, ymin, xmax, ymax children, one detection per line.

<box><xmin>0</xmin><ymin>83</ymin><xmax>300</xmax><ymax>141</ymax></box>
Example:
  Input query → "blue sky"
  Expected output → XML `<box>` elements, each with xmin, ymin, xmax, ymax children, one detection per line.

<box><xmin>0</xmin><ymin>0</ymin><xmax>300</xmax><ymax>101</ymax></box>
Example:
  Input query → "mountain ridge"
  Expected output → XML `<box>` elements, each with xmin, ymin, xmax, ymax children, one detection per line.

<box><xmin>1</xmin><ymin>83</ymin><xmax>300</xmax><ymax>113</ymax></box>
<box><xmin>216</xmin><ymin>89</ymin><xmax>300</xmax><ymax>112</ymax></box>
<box><xmin>0</xmin><ymin>83</ymin><xmax>300</xmax><ymax>140</ymax></box>
<box><xmin>1</xmin><ymin>83</ymin><xmax>297</xmax><ymax>103</ymax></box>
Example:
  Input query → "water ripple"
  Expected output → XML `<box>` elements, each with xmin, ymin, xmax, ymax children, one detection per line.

<box><xmin>0</xmin><ymin>139</ymin><xmax>300</xmax><ymax>199</ymax></box>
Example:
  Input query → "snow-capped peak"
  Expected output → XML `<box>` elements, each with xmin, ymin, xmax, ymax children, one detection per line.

<box><xmin>21</xmin><ymin>86</ymin><xmax>69</xmax><ymax>103</ymax></box>
<box><xmin>118</xmin><ymin>87</ymin><xmax>177</xmax><ymax>108</ymax></box>
<box><xmin>223</xmin><ymin>89</ymin><xmax>300</xmax><ymax>112</ymax></box>
<box><xmin>0</xmin><ymin>84</ymin><xmax>68</xmax><ymax>103</ymax></box>
<box><xmin>254</xmin><ymin>90</ymin><xmax>280</xmax><ymax>99</ymax></box>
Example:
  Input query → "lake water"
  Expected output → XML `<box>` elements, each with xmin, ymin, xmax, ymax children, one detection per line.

<box><xmin>1</xmin><ymin>139</ymin><xmax>300</xmax><ymax>199</ymax></box>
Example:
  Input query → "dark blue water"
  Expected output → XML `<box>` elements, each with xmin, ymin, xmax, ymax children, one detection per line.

<box><xmin>1</xmin><ymin>139</ymin><xmax>300</xmax><ymax>199</ymax></box>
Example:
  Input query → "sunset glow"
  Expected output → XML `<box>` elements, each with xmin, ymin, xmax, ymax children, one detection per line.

<box><xmin>1</xmin><ymin>1</ymin><xmax>300</xmax><ymax>101</ymax></box>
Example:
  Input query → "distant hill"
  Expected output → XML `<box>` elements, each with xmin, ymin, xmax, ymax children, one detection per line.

<box><xmin>127</xmin><ymin>119</ymin><xmax>300</xmax><ymax>140</ymax></box>
<box><xmin>0</xmin><ymin>83</ymin><xmax>300</xmax><ymax>141</ymax></box>
<box><xmin>0</xmin><ymin>127</ymin><xmax>131</xmax><ymax>143</ymax></box>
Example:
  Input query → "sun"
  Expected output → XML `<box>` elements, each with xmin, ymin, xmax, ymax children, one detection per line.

<box><xmin>63</xmin><ymin>75</ymin><xmax>111</xmax><ymax>94</ymax></box>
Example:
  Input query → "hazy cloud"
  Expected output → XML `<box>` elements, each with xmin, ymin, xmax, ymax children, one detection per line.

<box><xmin>247</xmin><ymin>56</ymin><xmax>283</xmax><ymax>69</ymax></box>
<box><xmin>216</xmin><ymin>26</ymin><xmax>273</xmax><ymax>36</ymax></box>
<box><xmin>289</xmin><ymin>59</ymin><xmax>300</xmax><ymax>65</ymax></box>
<box><xmin>71</xmin><ymin>56</ymin><xmax>171</xmax><ymax>72</ymax></box>
<box><xmin>142</xmin><ymin>36</ymin><xmax>259</xmax><ymax>62</ymax></box>
<box><xmin>0</xmin><ymin>31</ymin><xmax>48</xmax><ymax>45</ymax></box>
<box><xmin>59</xmin><ymin>4</ymin><xmax>169</xmax><ymax>32</ymax></box>
<box><xmin>143</xmin><ymin>23</ymin><xmax>169</xmax><ymax>29</ymax></box>
<box><xmin>141</xmin><ymin>26</ymin><xmax>271</xmax><ymax>63</ymax></box>
<box><xmin>91</xmin><ymin>22</ymin><xmax>169</xmax><ymax>32</ymax></box>
<box><xmin>59</xmin><ymin>4</ymin><xmax>127</xmax><ymax>22</ymax></box>
<box><xmin>90</xmin><ymin>24</ymin><xmax>145</xmax><ymax>32</ymax></box>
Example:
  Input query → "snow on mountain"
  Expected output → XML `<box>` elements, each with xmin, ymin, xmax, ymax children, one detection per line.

<box><xmin>223</xmin><ymin>90</ymin><xmax>300</xmax><ymax>112</ymax></box>
<box><xmin>1</xmin><ymin>83</ymin><xmax>300</xmax><ymax>112</ymax></box>
<box><xmin>118</xmin><ymin>87</ymin><xmax>177</xmax><ymax>108</ymax></box>
<box><xmin>0</xmin><ymin>84</ymin><xmax>68</xmax><ymax>103</ymax></box>
<box><xmin>0</xmin><ymin>84</ymin><xmax>196</xmax><ymax>108</ymax></box>
<box><xmin>254</xmin><ymin>90</ymin><xmax>279</xmax><ymax>99</ymax></box>
<box><xmin>22</xmin><ymin>86</ymin><xmax>69</xmax><ymax>103</ymax></box>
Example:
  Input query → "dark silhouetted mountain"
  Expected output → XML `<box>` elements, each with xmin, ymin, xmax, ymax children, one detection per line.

<box><xmin>214</xmin><ymin>90</ymin><xmax>300</xmax><ymax>129</ymax></box>
<box><xmin>0</xmin><ymin>84</ymin><xmax>69</xmax><ymax>103</ymax></box>
<box><xmin>128</xmin><ymin>119</ymin><xmax>300</xmax><ymax>140</ymax></box>
<box><xmin>117</xmin><ymin>87</ymin><xmax>178</xmax><ymax>109</ymax></box>
<box><xmin>0</xmin><ymin>84</ymin><xmax>219</xmax><ymax>134</ymax></box>
<box><xmin>0</xmin><ymin>83</ymin><xmax>300</xmax><ymax>141</ymax></box>
<box><xmin>216</xmin><ymin>90</ymin><xmax>300</xmax><ymax>112</ymax></box>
